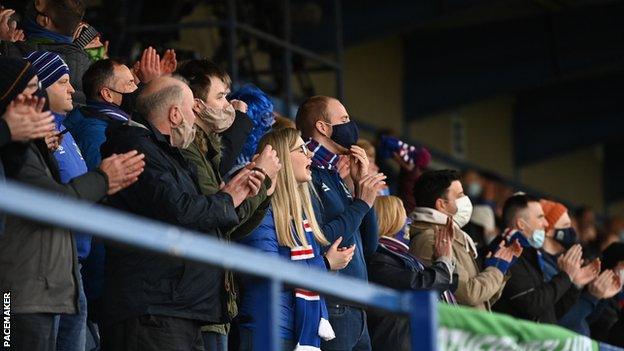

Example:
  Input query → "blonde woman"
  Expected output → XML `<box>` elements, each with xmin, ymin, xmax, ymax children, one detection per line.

<box><xmin>237</xmin><ymin>128</ymin><xmax>355</xmax><ymax>351</ymax></box>
<box><xmin>366</xmin><ymin>195</ymin><xmax>457</xmax><ymax>351</ymax></box>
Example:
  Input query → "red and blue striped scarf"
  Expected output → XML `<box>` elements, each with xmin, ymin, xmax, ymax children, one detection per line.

<box><xmin>306</xmin><ymin>139</ymin><xmax>339</xmax><ymax>171</ymax></box>
<box><xmin>290</xmin><ymin>219</ymin><xmax>335</xmax><ymax>350</ymax></box>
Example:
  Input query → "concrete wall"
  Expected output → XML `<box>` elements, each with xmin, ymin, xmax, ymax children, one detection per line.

<box><xmin>519</xmin><ymin>146</ymin><xmax>604</xmax><ymax>210</ymax></box>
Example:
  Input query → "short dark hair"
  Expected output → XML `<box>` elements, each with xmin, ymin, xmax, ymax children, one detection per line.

<box><xmin>295</xmin><ymin>95</ymin><xmax>332</xmax><ymax>139</ymax></box>
<box><xmin>45</xmin><ymin>0</ymin><xmax>85</xmax><ymax>36</ymax></box>
<box><xmin>413</xmin><ymin>169</ymin><xmax>460</xmax><ymax>209</ymax></box>
<box><xmin>82</xmin><ymin>58</ymin><xmax>123</xmax><ymax>100</ymax></box>
<box><xmin>502</xmin><ymin>193</ymin><xmax>539</xmax><ymax>228</ymax></box>
<box><xmin>175</xmin><ymin>59</ymin><xmax>231</xmax><ymax>100</ymax></box>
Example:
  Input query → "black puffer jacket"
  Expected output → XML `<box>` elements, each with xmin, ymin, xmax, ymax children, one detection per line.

<box><xmin>100</xmin><ymin>121</ymin><xmax>239</xmax><ymax>325</ymax></box>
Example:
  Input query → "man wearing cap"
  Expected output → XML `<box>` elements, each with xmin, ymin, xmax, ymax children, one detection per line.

<box><xmin>0</xmin><ymin>55</ymin><xmax>146</xmax><ymax>350</ymax></box>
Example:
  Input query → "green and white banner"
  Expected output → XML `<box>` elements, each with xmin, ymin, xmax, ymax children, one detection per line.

<box><xmin>438</xmin><ymin>304</ymin><xmax>600</xmax><ymax>351</ymax></box>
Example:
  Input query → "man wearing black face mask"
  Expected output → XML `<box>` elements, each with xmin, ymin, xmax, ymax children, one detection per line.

<box><xmin>64</xmin><ymin>58</ymin><xmax>140</xmax><ymax>171</ymax></box>
<box><xmin>61</xmin><ymin>59</ymin><xmax>142</xmax><ymax>340</ymax></box>
<box><xmin>540</xmin><ymin>199</ymin><xmax>622</xmax><ymax>336</ymax></box>
<box><xmin>296</xmin><ymin>96</ymin><xmax>386</xmax><ymax>351</ymax></box>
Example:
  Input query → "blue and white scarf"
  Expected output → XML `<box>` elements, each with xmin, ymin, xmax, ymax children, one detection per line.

<box><xmin>85</xmin><ymin>100</ymin><xmax>130</xmax><ymax>121</ymax></box>
<box><xmin>290</xmin><ymin>219</ymin><xmax>335</xmax><ymax>350</ymax></box>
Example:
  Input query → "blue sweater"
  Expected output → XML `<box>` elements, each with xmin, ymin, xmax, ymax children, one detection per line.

<box><xmin>238</xmin><ymin>208</ymin><xmax>328</xmax><ymax>340</ymax></box>
<box><xmin>53</xmin><ymin>113</ymin><xmax>91</xmax><ymax>259</ymax></box>
<box><xmin>310</xmin><ymin>166</ymin><xmax>378</xmax><ymax>304</ymax></box>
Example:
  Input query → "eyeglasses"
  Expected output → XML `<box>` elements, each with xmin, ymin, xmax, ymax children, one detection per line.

<box><xmin>291</xmin><ymin>144</ymin><xmax>309</xmax><ymax>156</ymax></box>
<box><xmin>26</xmin><ymin>80</ymin><xmax>43</xmax><ymax>91</ymax></box>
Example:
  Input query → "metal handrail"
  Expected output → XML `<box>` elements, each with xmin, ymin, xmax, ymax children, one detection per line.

<box><xmin>0</xmin><ymin>180</ymin><xmax>436</xmax><ymax>350</ymax></box>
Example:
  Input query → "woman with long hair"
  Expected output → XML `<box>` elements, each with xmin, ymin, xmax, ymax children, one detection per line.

<box><xmin>237</xmin><ymin>128</ymin><xmax>354</xmax><ymax>351</ymax></box>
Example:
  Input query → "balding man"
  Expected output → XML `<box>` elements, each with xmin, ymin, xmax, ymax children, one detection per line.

<box><xmin>99</xmin><ymin>76</ymin><xmax>263</xmax><ymax>351</ymax></box>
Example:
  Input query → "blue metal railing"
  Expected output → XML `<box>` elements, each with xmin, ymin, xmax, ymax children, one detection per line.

<box><xmin>0</xmin><ymin>180</ymin><xmax>436</xmax><ymax>350</ymax></box>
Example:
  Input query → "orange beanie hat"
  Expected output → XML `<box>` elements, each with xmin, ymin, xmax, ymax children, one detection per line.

<box><xmin>540</xmin><ymin>199</ymin><xmax>568</xmax><ymax>232</ymax></box>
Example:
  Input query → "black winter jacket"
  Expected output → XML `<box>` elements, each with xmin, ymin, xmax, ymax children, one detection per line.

<box><xmin>492</xmin><ymin>248</ymin><xmax>578</xmax><ymax>323</ymax></box>
<box><xmin>100</xmin><ymin>121</ymin><xmax>239</xmax><ymax>325</ymax></box>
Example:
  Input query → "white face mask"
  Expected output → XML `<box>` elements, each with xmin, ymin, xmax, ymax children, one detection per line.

<box><xmin>452</xmin><ymin>195</ymin><xmax>473</xmax><ymax>228</ymax></box>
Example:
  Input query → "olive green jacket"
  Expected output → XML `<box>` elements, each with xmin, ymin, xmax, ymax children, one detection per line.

<box><xmin>181</xmin><ymin>129</ymin><xmax>271</xmax><ymax>334</ymax></box>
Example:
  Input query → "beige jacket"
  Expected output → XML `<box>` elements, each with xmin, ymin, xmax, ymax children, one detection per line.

<box><xmin>408</xmin><ymin>207</ymin><xmax>506</xmax><ymax>311</ymax></box>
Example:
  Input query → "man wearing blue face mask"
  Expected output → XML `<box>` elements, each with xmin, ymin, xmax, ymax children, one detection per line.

<box><xmin>493</xmin><ymin>194</ymin><xmax>586</xmax><ymax>323</ymax></box>
<box><xmin>296</xmin><ymin>96</ymin><xmax>387</xmax><ymax>351</ymax></box>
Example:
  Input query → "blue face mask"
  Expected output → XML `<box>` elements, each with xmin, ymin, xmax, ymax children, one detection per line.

<box><xmin>553</xmin><ymin>227</ymin><xmax>577</xmax><ymax>249</ymax></box>
<box><xmin>330</xmin><ymin>120</ymin><xmax>359</xmax><ymax>149</ymax></box>
<box><xmin>529</xmin><ymin>229</ymin><xmax>546</xmax><ymax>249</ymax></box>
<box><xmin>522</xmin><ymin>219</ymin><xmax>545</xmax><ymax>249</ymax></box>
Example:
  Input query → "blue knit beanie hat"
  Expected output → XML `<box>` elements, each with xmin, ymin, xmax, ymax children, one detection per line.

<box><xmin>24</xmin><ymin>51</ymin><xmax>70</xmax><ymax>89</ymax></box>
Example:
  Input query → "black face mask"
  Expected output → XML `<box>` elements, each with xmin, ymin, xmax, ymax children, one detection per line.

<box><xmin>329</xmin><ymin>120</ymin><xmax>359</xmax><ymax>149</ymax></box>
<box><xmin>553</xmin><ymin>227</ymin><xmax>577</xmax><ymax>249</ymax></box>
<box><xmin>119</xmin><ymin>90</ymin><xmax>138</xmax><ymax>116</ymax></box>
<box><xmin>106</xmin><ymin>87</ymin><xmax>138</xmax><ymax>116</ymax></box>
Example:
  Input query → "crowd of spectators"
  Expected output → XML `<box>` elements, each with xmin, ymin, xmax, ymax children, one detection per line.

<box><xmin>0</xmin><ymin>1</ymin><xmax>622</xmax><ymax>351</ymax></box>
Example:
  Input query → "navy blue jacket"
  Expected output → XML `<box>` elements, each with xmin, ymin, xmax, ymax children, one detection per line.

<box><xmin>310</xmin><ymin>166</ymin><xmax>378</xmax><ymax>306</ymax></box>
